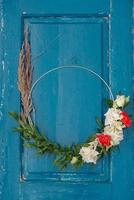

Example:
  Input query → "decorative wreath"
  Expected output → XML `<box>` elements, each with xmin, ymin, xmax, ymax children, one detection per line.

<box><xmin>9</xmin><ymin>29</ymin><xmax>132</xmax><ymax>170</ymax></box>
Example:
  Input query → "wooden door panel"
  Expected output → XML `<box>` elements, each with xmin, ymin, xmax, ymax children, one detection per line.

<box><xmin>22</xmin><ymin>15</ymin><xmax>110</xmax><ymax>183</ymax></box>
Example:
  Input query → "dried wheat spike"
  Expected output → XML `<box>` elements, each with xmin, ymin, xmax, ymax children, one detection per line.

<box><xmin>18</xmin><ymin>27</ymin><xmax>33</xmax><ymax>120</ymax></box>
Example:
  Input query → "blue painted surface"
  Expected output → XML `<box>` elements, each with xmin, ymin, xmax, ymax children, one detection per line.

<box><xmin>0</xmin><ymin>0</ymin><xmax>134</xmax><ymax>200</ymax></box>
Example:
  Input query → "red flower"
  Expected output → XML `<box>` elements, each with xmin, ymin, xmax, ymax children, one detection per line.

<box><xmin>120</xmin><ymin>111</ymin><xmax>132</xmax><ymax>127</ymax></box>
<box><xmin>97</xmin><ymin>134</ymin><xmax>111</xmax><ymax>147</ymax></box>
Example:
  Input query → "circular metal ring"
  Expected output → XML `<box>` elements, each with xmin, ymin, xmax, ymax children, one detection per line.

<box><xmin>29</xmin><ymin>65</ymin><xmax>114</xmax><ymax>101</ymax></box>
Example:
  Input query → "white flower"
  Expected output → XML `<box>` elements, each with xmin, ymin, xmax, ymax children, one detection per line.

<box><xmin>111</xmin><ymin>121</ymin><xmax>125</xmax><ymax>130</ymax></box>
<box><xmin>79</xmin><ymin>140</ymin><xmax>99</xmax><ymax>164</ymax></box>
<box><xmin>71</xmin><ymin>157</ymin><xmax>78</xmax><ymax>164</ymax></box>
<box><xmin>79</xmin><ymin>147</ymin><xmax>99</xmax><ymax>164</ymax></box>
<box><xmin>104</xmin><ymin>125</ymin><xmax>123</xmax><ymax>145</ymax></box>
<box><xmin>113</xmin><ymin>95</ymin><xmax>130</xmax><ymax>108</ymax></box>
<box><xmin>104</xmin><ymin>108</ymin><xmax>121</xmax><ymax>126</ymax></box>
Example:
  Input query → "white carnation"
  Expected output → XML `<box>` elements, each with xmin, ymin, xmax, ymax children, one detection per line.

<box><xmin>79</xmin><ymin>140</ymin><xmax>99</xmax><ymax>164</ymax></box>
<box><xmin>104</xmin><ymin>108</ymin><xmax>121</xmax><ymax>126</ymax></box>
<box><xmin>104</xmin><ymin>125</ymin><xmax>123</xmax><ymax>145</ymax></box>
<box><xmin>113</xmin><ymin>95</ymin><xmax>130</xmax><ymax>108</ymax></box>
<box><xmin>111</xmin><ymin>121</ymin><xmax>125</xmax><ymax>130</ymax></box>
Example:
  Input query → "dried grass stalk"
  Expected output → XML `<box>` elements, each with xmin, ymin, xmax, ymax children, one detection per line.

<box><xmin>18</xmin><ymin>27</ymin><xmax>33</xmax><ymax>121</ymax></box>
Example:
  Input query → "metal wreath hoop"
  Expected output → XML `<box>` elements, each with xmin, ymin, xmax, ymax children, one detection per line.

<box><xmin>29</xmin><ymin>65</ymin><xmax>114</xmax><ymax>101</ymax></box>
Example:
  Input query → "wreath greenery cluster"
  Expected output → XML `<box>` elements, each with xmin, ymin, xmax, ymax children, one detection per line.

<box><xmin>9</xmin><ymin>29</ymin><xmax>132</xmax><ymax>170</ymax></box>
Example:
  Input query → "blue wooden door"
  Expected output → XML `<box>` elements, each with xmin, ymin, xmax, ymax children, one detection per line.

<box><xmin>0</xmin><ymin>0</ymin><xmax>133</xmax><ymax>199</ymax></box>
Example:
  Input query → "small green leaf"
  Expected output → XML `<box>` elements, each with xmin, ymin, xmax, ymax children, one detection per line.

<box><xmin>105</xmin><ymin>98</ymin><xmax>113</xmax><ymax>108</ymax></box>
<box><xmin>12</xmin><ymin>127</ymin><xmax>23</xmax><ymax>133</ymax></box>
<box><xmin>96</xmin><ymin>117</ymin><xmax>104</xmax><ymax>130</ymax></box>
<box><xmin>8</xmin><ymin>111</ymin><xmax>20</xmax><ymax>121</ymax></box>
<box><xmin>24</xmin><ymin>142</ymin><xmax>34</xmax><ymax>148</ymax></box>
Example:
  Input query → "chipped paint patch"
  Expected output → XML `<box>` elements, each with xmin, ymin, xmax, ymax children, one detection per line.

<box><xmin>0</xmin><ymin>1</ymin><xmax>4</xmax><ymax>32</ymax></box>
<box><xmin>0</xmin><ymin>0</ymin><xmax>6</xmax><ymax>121</ymax></box>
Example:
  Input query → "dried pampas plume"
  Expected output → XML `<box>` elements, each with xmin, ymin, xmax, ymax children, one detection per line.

<box><xmin>18</xmin><ymin>27</ymin><xmax>33</xmax><ymax>121</ymax></box>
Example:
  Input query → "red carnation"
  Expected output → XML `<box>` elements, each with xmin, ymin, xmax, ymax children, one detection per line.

<box><xmin>120</xmin><ymin>111</ymin><xmax>132</xmax><ymax>128</ymax></box>
<box><xmin>97</xmin><ymin>134</ymin><xmax>111</xmax><ymax>147</ymax></box>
